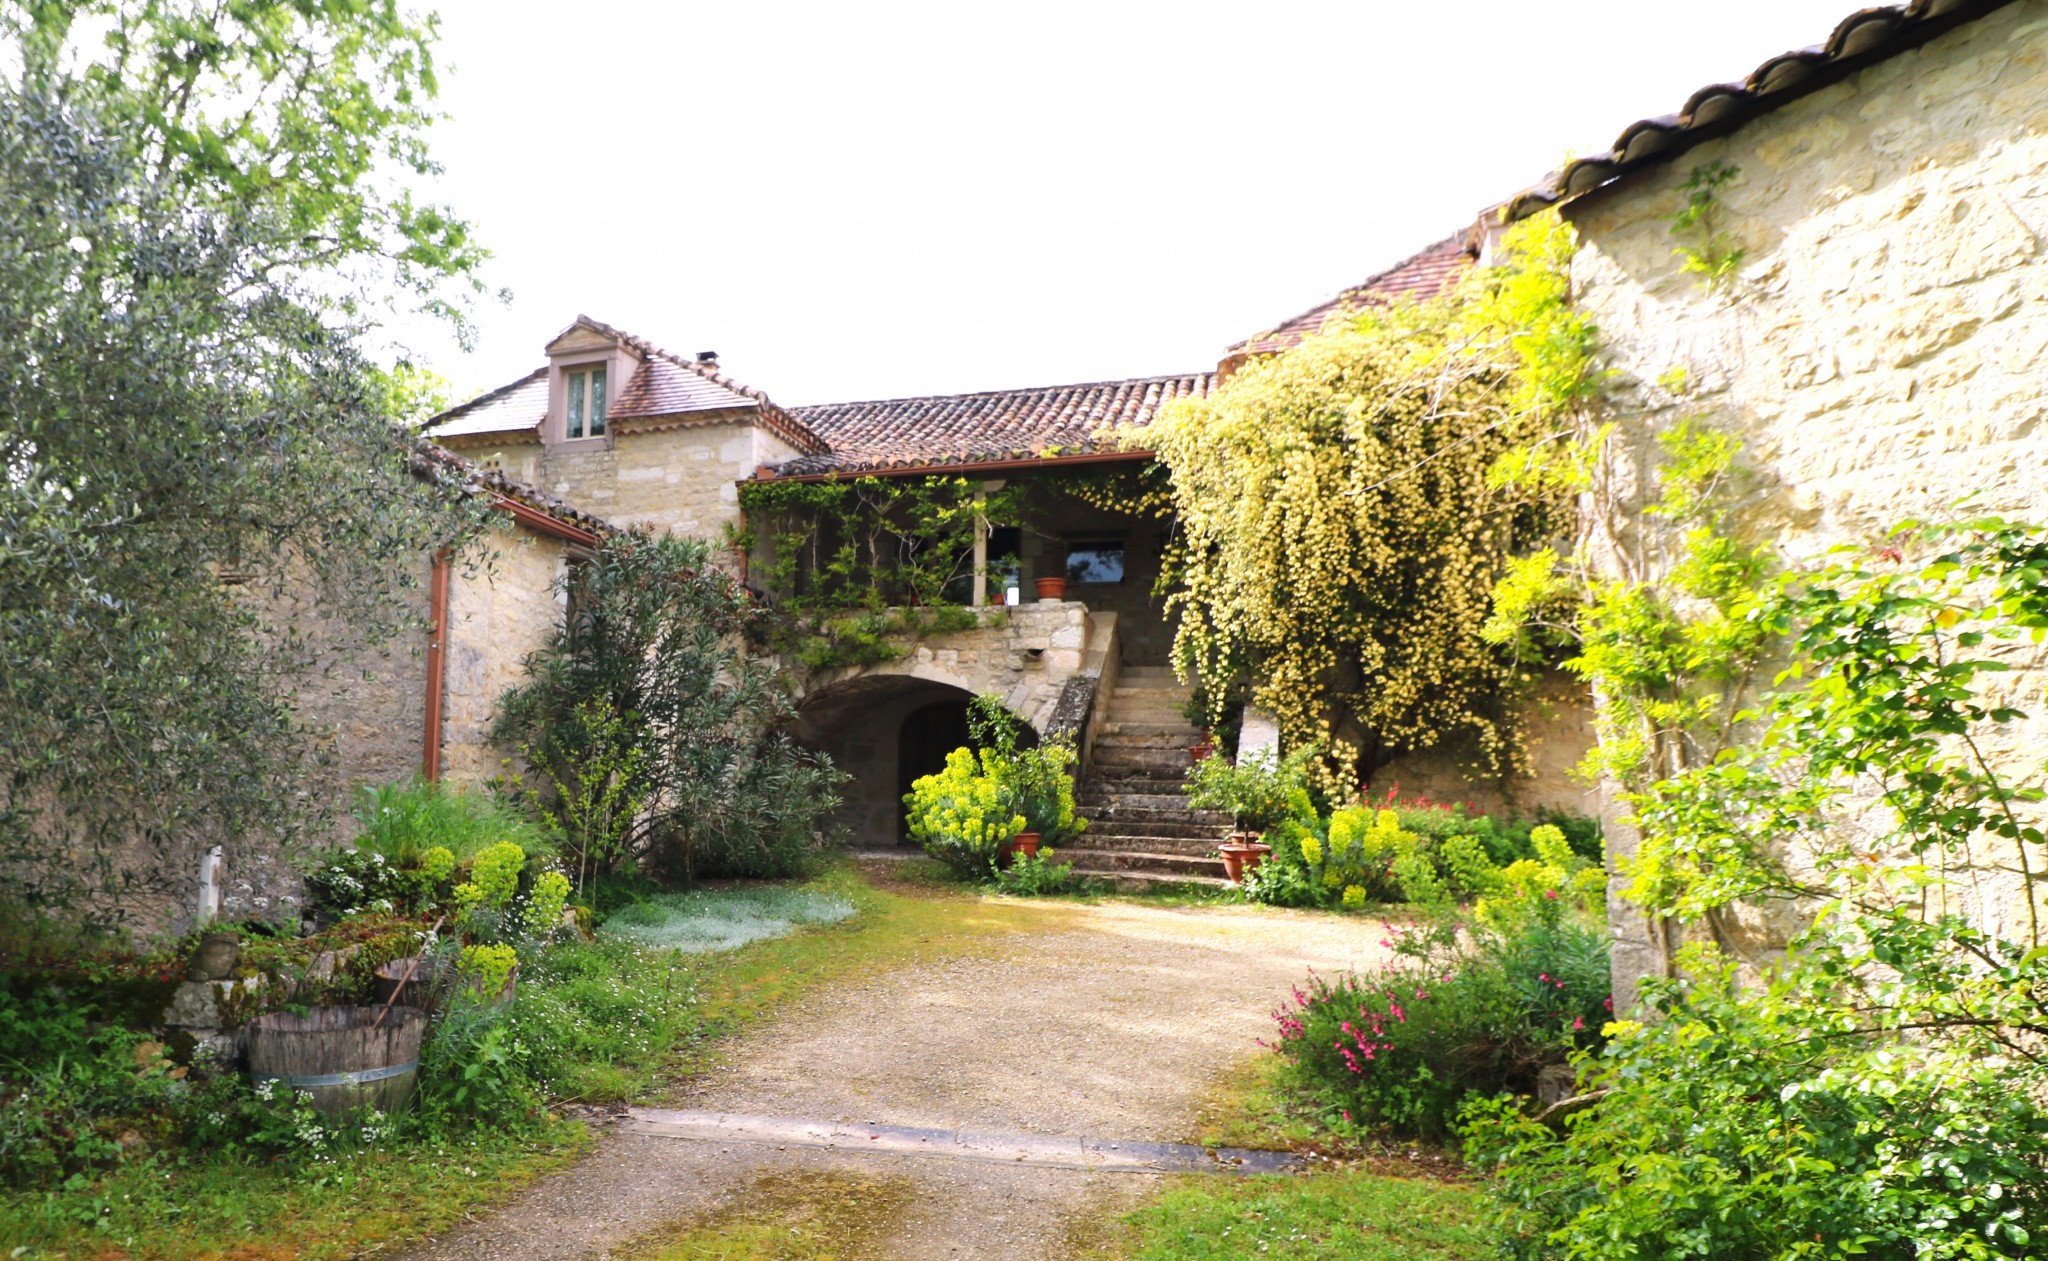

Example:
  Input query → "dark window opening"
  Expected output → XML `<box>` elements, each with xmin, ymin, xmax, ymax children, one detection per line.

<box><xmin>1065</xmin><ymin>540</ymin><xmax>1125</xmax><ymax>584</ymax></box>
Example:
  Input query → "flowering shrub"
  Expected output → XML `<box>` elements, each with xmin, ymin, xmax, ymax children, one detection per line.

<box><xmin>1247</xmin><ymin>788</ymin><xmax>1604</xmax><ymax>915</ymax></box>
<box><xmin>520</xmin><ymin>870</ymin><xmax>572</xmax><ymax>940</ymax></box>
<box><xmin>458</xmin><ymin>943</ymin><xmax>519</xmax><ymax>998</ymax></box>
<box><xmin>304</xmin><ymin>848</ymin><xmax>433</xmax><ymax>918</ymax></box>
<box><xmin>1271</xmin><ymin>910</ymin><xmax>1609</xmax><ymax>1140</ymax></box>
<box><xmin>905</xmin><ymin>746</ymin><xmax>1025</xmax><ymax>879</ymax></box>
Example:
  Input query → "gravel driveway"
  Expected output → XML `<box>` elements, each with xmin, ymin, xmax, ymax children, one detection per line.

<box><xmin>398</xmin><ymin>885</ymin><xmax>1392</xmax><ymax>1261</ymax></box>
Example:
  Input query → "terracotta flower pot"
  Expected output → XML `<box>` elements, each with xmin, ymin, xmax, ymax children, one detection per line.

<box><xmin>1014</xmin><ymin>831</ymin><xmax>1042</xmax><ymax>860</ymax></box>
<box><xmin>1241</xmin><ymin>841</ymin><xmax>1273</xmax><ymax>877</ymax></box>
<box><xmin>1190</xmin><ymin>737</ymin><xmax>1216</xmax><ymax>763</ymax></box>
<box><xmin>1218</xmin><ymin>841</ymin><xmax>1253</xmax><ymax>884</ymax></box>
<box><xmin>1034</xmin><ymin>576</ymin><xmax>1068</xmax><ymax>601</ymax></box>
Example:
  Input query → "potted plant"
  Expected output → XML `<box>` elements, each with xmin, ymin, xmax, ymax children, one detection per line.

<box><xmin>1189</xmin><ymin>728</ymin><xmax>1217</xmax><ymax>763</ymax></box>
<box><xmin>1185</xmin><ymin>748</ymin><xmax>1312</xmax><ymax>883</ymax></box>
<box><xmin>1034</xmin><ymin>575</ymin><xmax>1068</xmax><ymax>601</ymax></box>
<box><xmin>1008</xmin><ymin>739</ymin><xmax>1086</xmax><ymax>863</ymax></box>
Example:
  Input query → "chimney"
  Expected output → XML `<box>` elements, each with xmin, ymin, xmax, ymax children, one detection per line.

<box><xmin>696</xmin><ymin>350</ymin><xmax>719</xmax><ymax>369</ymax></box>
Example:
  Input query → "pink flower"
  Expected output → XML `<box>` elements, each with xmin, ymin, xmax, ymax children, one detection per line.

<box><xmin>1389</xmin><ymin>1002</ymin><xmax>1406</xmax><ymax>1022</ymax></box>
<box><xmin>1544</xmin><ymin>889</ymin><xmax>1559</xmax><ymax>900</ymax></box>
<box><xmin>1341</xmin><ymin>1110</ymin><xmax>1353</xmax><ymax>1123</ymax></box>
<box><xmin>1572</xmin><ymin>1016</ymin><xmax>1585</xmax><ymax>1031</ymax></box>
<box><xmin>1603</xmin><ymin>995</ymin><xmax>1613</xmax><ymax>1011</ymax></box>
<box><xmin>1539</xmin><ymin>973</ymin><xmax>1551</xmax><ymax>983</ymax></box>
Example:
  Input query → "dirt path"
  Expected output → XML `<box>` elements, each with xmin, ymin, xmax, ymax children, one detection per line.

<box><xmin>400</xmin><ymin>886</ymin><xmax>1392</xmax><ymax>1261</ymax></box>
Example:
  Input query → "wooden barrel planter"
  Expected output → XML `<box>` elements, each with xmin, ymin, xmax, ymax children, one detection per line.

<box><xmin>372</xmin><ymin>955</ymin><xmax>455</xmax><ymax>1017</ymax></box>
<box><xmin>246</xmin><ymin>1005</ymin><xmax>424</xmax><ymax>1118</ymax></box>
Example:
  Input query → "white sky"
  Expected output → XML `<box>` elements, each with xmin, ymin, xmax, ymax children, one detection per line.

<box><xmin>403</xmin><ymin>0</ymin><xmax>1865</xmax><ymax>406</ymax></box>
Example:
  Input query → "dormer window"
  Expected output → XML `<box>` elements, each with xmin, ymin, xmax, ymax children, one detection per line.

<box><xmin>565</xmin><ymin>366</ymin><xmax>607</xmax><ymax>439</ymax></box>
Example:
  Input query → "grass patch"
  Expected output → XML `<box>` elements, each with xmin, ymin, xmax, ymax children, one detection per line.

<box><xmin>599</xmin><ymin>887</ymin><xmax>857</xmax><ymax>952</ymax></box>
<box><xmin>1080</xmin><ymin>1171</ymin><xmax>1488</xmax><ymax>1261</ymax></box>
<box><xmin>0</xmin><ymin>1120</ymin><xmax>591</xmax><ymax>1261</ymax></box>
<box><xmin>2</xmin><ymin>862</ymin><xmax>1070</xmax><ymax>1259</ymax></box>
<box><xmin>614</xmin><ymin>1170</ymin><xmax>918</xmax><ymax>1260</ymax></box>
<box><xmin>1189</xmin><ymin>1051</ymin><xmax>1338</xmax><ymax>1154</ymax></box>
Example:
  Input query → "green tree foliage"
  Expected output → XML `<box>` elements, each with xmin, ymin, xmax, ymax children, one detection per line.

<box><xmin>1469</xmin><ymin>523</ymin><xmax>2048</xmax><ymax>1258</ymax></box>
<box><xmin>4</xmin><ymin>0</ymin><xmax>490</xmax><ymax>330</ymax></box>
<box><xmin>0</xmin><ymin>6</ymin><xmax>487</xmax><ymax>925</ymax></box>
<box><xmin>1134</xmin><ymin>215</ymin><xmax>1594</xmax><ymax>786</ymax></box>
<box><xmin>496</xmin><ymin>532</ymin><xmax>845</xmax><ymax>883</ymax></box>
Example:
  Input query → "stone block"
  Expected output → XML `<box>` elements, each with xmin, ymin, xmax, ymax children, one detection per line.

<box><xmin>163</xmin><ymin>977</ymin><xmax>264</xmax><ymax>1031</ymax></box>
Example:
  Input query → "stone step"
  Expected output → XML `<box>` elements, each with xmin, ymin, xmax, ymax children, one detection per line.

<box><xmin>1118</xmin><ymin>666</ymin><xmax>1179</xmax><ymax>679</ymax></box>
<box><xmin>1075</xmin><ymin>823</ymin><xmax>1227</xmax><ymax>846</ymax></box>
<box><xmin>1105</xmin><ymin>708</ymin><xmax>1187</xmax><ymax>728</ymax></box>
<box><xmin>1068</xmin><ymin>833</ymin><xmax>1228</xmax><ymax>857</ymax></box>
<box><xmin>1094</xmin><ymin>735</ymin><xmax>1201</xmax><ymax>752</ymax></box>
<box><xmin>1060</xmin><ymin>848</ymin><xmax>1228</xmax><ymax>878</ymax></box>
<box><xmin>1081</xmin><ymin>777</ymin><xmax>1196</xmax><ymax>798</ymax></box>
<box><xmin>1092</xmin><ymin>748</ymin><xmax>1195</xmax><ymax>771</ymax></box>
<box><xmin>1096</xmin><ymin>722</ymin><xmax>1204</xmax><ymax>740</ymax></box>
<box><xmin>1111</xmin><ymin>686</ymin><xmax>1192</xmax><ymax>701</ymax></box>
<box><xmin>1075</xmin><ymin>816</ymin><xmax>1224</xmax><ymax>839</ymax></box>
<box><xmin>1067</xmin><ymin>867</ymin><xmax>1233</xmax><ymax>892</ymax></box>
<box><xmin>1075</xmin><ymin>803</ymin><xmax>1229</xmax><ymax>825</ymax></box>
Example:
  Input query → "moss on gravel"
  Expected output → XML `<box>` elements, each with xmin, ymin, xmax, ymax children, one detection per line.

<box><xmin>614</xmin><ymin>1170</ymin><xmax>919</xmax><ymax>1260</ymax></box>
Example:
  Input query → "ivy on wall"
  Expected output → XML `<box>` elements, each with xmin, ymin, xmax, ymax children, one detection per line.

<box><xmin>1129</xmin><ymin>213</ymin><xmax>1597</xmax><ymax>787</ymax></box>
<box><xmin>732</xmin><ymin>474</ymin><xmax>1023</xmax><ymax>670</ymax></box>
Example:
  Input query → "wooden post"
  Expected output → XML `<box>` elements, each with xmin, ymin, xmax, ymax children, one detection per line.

<box><xmin>971</xmin><ymin>490</ymin><xmax>989</xmax><ymax>607</ymax></box>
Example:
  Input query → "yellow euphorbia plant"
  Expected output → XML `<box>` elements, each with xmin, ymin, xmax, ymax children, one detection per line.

<box><xmin>904</xmin><ymin>747</ymin><xmax>1026</xmax><ymax>879</ymax></box>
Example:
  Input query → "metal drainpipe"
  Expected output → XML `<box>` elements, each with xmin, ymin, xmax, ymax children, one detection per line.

<box><xmin>422</xmin><ymin>549</ymin><xmax>452</xmax><ymax>781</ymax></box>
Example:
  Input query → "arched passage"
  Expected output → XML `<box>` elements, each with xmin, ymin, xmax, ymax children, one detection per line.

<box><xmin>794</xmin><ymin>675</ymin><xmax>1035</xmax><ymax>845</ymax></box>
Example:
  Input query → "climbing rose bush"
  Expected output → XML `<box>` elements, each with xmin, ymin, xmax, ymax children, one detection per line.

<box><xmin>1272</xmin><ymin>907</ymin><xmax>1609</xmax><ymax>1140</ymax></box>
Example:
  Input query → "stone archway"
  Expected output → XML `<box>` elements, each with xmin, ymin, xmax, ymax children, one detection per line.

<box><xmin>794</xmin><ymin>675</ymin><xmax>1037</xmax><ymax>846</ymax></box>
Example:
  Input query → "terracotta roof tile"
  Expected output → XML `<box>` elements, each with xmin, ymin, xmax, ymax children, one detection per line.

<box><xmin>426</xmin><ymin>367</ymin><xmax>548</xmax><ymax>442</ymax></box>
<box><xmin>1227</xmin><ymin>233</ymin><xmax>1475</xmax><ymax>360</ymax></box>
<box><xmin>409</xmin><ymin>437</ymin><xmax>617</xmax><ymax>539</ymax></box>
<box><xmin>425</xmin><ymin>317</ymin><xmax>825</xmax><ymax>455</ymax></box>
<box><xmin>774</xmin><ymin>372</ymin><xmax>1216</xmax><ymax>477</ymax></box>
<box><xmin>1503</xmin><ymin>0</ymin><xmax>2018</xmax><ymax>220</ymax></box>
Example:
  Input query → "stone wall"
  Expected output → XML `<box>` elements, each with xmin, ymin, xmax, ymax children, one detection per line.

<box><xmin>1369</xmin><ymin>674</ymin><xmax>1599</xmax><ymax>821</ymax></box>
<box><xmin>794</xmin><ymin>601</ymin><xmax>1103</xmax><ymax>844</ymax></box>
<box><xmin>440</xmin><ymin>522</ymin><xmax>574</xmax><ymax>786</ymax></box>
<box><xmin>455</xmin><ymin>417</ymin><xmax>801</xmax><ymax>542</ymax></box>
<box><xmin>1561</xmin><ymin>1</ymin><xmax>2048</xmax><ymax>996</ymax></box>
<box><xmin>199</xmin><ymin>518</ymin><xmax>573</xmax><ymax>933</ymax></box>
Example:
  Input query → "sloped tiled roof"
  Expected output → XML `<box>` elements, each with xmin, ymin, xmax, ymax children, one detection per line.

<box><xmin>409</xmin><ymin>436</ymin><xmax>616</xmax><ymax>540</ymax></box>
<box><xmin>1504</xmin><ymin>0</ymin><xmax>2018</xmax><ymax>221</ymax></box>
<box><xmin>1226</xmin><ymin>233</ymin><xmax>1475</xmax><ymax>361</ymax></box>
<box><xmin>428</xmin><ymin>368</ymin><xmax>548</xmax><ymax>441</ymax></box>
<box><xmin>425</xmin><ymin>317</ymin><xmax>825</xmax><ymax>455</ymax></box>
<box><xmin>773</xmin><ymin>372</ymin><xmax>1216</xmax><ymax>477</ymax></box>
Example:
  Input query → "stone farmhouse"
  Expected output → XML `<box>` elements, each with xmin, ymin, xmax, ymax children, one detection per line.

<box><xmin>421</xmin><ymin>242</ymin><xmax>1523</xmax><ymax>882</ymax></box>
<box><xmin>405</xmin><ymin>0</ymin><xmax>2047</xmax><ymax>908</ymax></box>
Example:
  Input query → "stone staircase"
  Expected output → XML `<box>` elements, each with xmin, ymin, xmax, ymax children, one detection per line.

<box><xmin>1063</xmin><ymin>666</ymin><xmax>1233</xmax><ymax>889</ymax></box>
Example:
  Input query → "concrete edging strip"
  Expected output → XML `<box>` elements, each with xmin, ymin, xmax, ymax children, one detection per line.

<box><xmin>623</xmin><ymin>1107</ymin><xmax>1303</xmax><ymax>1176</ymax></box>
